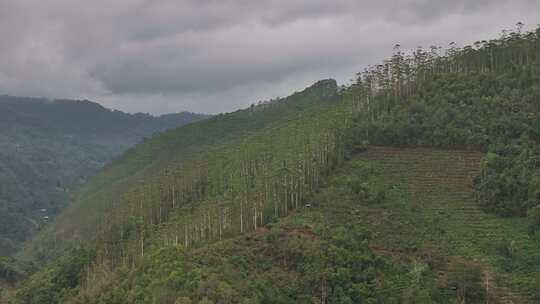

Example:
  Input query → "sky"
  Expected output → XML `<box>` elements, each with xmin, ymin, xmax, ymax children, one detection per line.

<box><xmin>0</xmin><ymin>0</ymin><xmax>539</xmax><ymax>115</ymax></box>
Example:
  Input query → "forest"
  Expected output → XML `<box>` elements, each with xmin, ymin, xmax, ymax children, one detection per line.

<box><xmin>3</xmin><ymin>24</ymin><xmax>540</xmax><ymax>303</ymax></box>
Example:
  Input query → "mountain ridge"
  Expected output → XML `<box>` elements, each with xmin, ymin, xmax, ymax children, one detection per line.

<box><xmin>0</xmin><ymin>95</ymin><xmax>208</xmax><ymax>255</ymax></box>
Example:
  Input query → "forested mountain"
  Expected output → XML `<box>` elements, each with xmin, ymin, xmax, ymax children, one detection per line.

<box><xmin>19</xmin><ymin>79</ymin><xmax>340</xmax><ymax>262</ymax></box>
<box><xmin>6</xmin><ymin>25</ymin><xmax>540</xmax><ymax>303</ymax></box>
<box><xmin>0</xmin><ymin>96</ymin><xmax>208</xmax><ymax>255</ymax></box>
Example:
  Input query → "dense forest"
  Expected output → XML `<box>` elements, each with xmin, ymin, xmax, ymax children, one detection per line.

<box><xmin>4</xmin><ymin>24</ymin><xmax>540</xmax><ymax>303</ymax></box>
<box><xmin>0</xmin><ymin>96</ymin><xmax>207</xmax><ymax>255</ymax></box>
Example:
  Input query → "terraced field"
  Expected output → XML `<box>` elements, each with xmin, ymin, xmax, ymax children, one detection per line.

<box><xmin>355</xmin><ymin>146</ymin><xmax>540</xmax><ymax>303</ymax></box>
<box><xmin>309</xmin><ymin>146</ymin><xmax>540</xmax><ymax>302</ymax></box>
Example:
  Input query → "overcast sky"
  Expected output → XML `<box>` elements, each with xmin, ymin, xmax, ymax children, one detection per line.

<box><xmin>1</xmin><ymin>0</ymin><xmax>539</xmax><ymax>114</ymax></box>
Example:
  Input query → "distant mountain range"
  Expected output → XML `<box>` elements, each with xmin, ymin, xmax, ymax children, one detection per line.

<box><xmin>0</xmin><ymin>95</ymin><xmax>208</xmax><ymax>255</ymax></box>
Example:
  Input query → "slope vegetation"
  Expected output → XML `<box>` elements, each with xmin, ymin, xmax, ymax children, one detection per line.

<box><xmin>21</xmin><ymin>79</ymin><xmax>341</xmax><ymax>261</ymax></box>
<box><xmin>354</xmin><ymin>146</ymin><xmax>537</xmax><ymax>302</ymax></box>
<box><xmin>36</xmin><ymin>145</ymin><xmax>539</xmax><ymax>303</ymax></box>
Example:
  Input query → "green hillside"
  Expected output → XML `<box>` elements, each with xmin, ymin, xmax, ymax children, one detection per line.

<box><xmin>354</xmin><ymin>147</ymin><xmax>537</xmax><ymax>301</ymax></box>
<box><xmin>7</xmin><ymin>25</ymin><xmax>540</xmax><ymax>303</ymax></box>
<box><xmin>58</xmin><ymin>146</ymin><xmax>538</xmax><ymax>303</ymax></box>
<box><xmin>20</xmin><ymin>79</ymin><xmax>340</xmax><ymax>262</ymax></box>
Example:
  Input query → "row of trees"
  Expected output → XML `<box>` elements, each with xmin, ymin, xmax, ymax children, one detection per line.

<box><xmin>345</xmin><ymin>23</ymin><xmax>540</xmax><ymax>123</ymax></box>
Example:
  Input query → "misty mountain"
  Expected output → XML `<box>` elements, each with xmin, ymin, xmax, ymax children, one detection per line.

<box><xmin>0</xmin><ymin>95</ymin><xmax>208</xmax><ymax>255</ymax></box>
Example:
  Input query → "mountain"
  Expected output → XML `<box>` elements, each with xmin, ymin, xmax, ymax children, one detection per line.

<box><xmin>7</xmin><ymin>26</ymin><xmax>540</xmax><ymax>303</ymax></box>
<box><xmin>18</xmin><ymin>79</ymin><xmax>340</xmax><ymax>261</ymax></box>
<box><xmin>0</xmin><ymin>96</ymin><xmax>208</xmax><ymax>255</ymax></box>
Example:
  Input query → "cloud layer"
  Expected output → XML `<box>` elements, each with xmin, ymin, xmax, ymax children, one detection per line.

<box><xmin>1</xmin><ymin>0</ymin><xmax>539</xmax><ymax>114</ymax></box>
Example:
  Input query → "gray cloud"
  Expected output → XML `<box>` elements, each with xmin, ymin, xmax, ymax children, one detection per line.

<box><xmin>0</xmin><ymin>0</ymin><xmax>539</xmax><ymax>114</ymax></box>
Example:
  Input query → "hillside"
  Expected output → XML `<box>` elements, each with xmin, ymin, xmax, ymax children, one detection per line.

<box><xmin>49</xmin><ymin>146</ymin><xmax>538</xmax><ymax>303</ymax></box>
<box><xmin>0</xmin><ymin>96</ymin><xmax>207</xmax><ymax>255</ymax></box>
<box><xmin>19</xmin><ymin>79</ymin><xmax>340</xmax><ymax>263</ymax></box>
<box><xmin>7</xmin><ymin>25</ymin><xmax>540</xmax><ymax>303</ymax></box>
<box><xmin>355</xmin><ymin>147</ymin><xmax>537</xmax><ymax>302</ymax></box>
<box><xmin>9</xmin><ymin>146</ymin><xmax>539</xmax><ymax>303</ymax></box>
